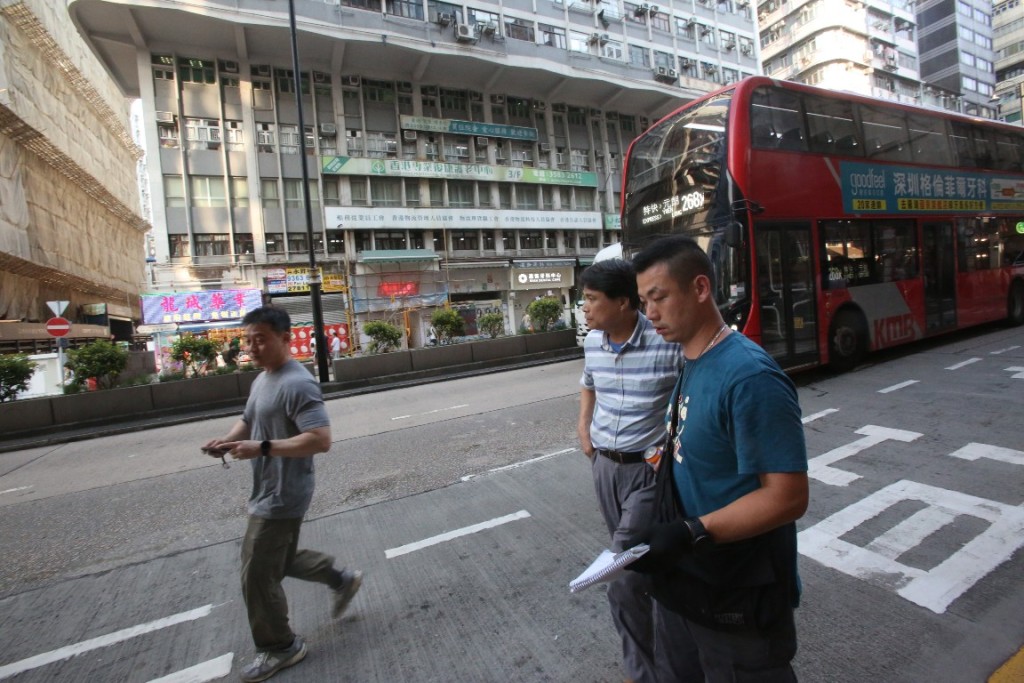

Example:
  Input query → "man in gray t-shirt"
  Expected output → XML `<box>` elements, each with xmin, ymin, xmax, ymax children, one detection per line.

<box><xmin>203</xmin><ymin>306</ymin><xmax>362</xmax><ymax>683</ymax></box>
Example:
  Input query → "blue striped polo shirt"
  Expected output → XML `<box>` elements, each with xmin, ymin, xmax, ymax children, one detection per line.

<box><xmin>580</xmin><ymin>313</ymin><xmax>683</xmax><ymax>452</ymax></box>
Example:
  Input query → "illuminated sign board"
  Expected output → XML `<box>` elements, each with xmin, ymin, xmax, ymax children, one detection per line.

<box><xmin>640</xmin><ymin>190</ymin><xmax>706</xmax><ymax>225</ymax></box>
<box><xmin>141</xmin><ymin>289</ymin><xmax>263</xmax><ymax>325</ymax></box>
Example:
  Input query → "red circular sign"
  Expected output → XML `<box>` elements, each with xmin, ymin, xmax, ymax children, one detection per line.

<box><xmin>46</xmin><ymin>317</ymin><xmax>71</xmax><ymax>337</ymax></box>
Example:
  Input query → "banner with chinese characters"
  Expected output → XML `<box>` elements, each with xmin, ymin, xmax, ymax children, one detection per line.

<box><xmin>399</xmin><ymin>115</ymin><xmax>537</xmax><ymax>141</ymax></box>
<box><xmin>141</xmin><ymin>289</ymin><xmax>263</xmax><ymax>325</ymax></box>
<box><xmin>321</xmin><ymin>156</ymin><xmax>597</xmax><ymax>187</ymax></box>
<box><xmin>840</xmin><ymin>161</ymin><xmax>1024</xmax><ymax>214</ymax></box>
<box><xmin>265</xmin><ymin>267</ymin><xmax>347</xmax><ymax>295</ymax></box>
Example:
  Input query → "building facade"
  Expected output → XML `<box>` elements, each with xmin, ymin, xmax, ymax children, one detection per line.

<box><xmin>916</xmin><ymin>0</ymin><xmax>997</xmax><ymax>118</ymax></box>
<box><xmin>993</xmin><ymin>0</ymin><xmax>1024</xmax><ymax>124</ymax></box>
<box><xmin>0</xmin><ymin>0</ymin><xmax>147</xmax><ymax>348</ymax></box>
<box><xmin>68</xmin><ymin>0</ymin><xmax>760</xmax><ymax>346</ymax></box>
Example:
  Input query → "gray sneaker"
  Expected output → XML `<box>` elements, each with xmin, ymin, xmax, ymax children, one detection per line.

<box><xmin>330</xmin><ymin>569</ymin><xmax>363</xmax><ymax>619</ymax></box>
<box><xmin>240</xmin><ymin>635</ymin><xmax>307</xmax><ymax>682</ymax></box>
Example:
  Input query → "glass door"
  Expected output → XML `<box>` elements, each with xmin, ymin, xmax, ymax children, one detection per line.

<box><xmin>755</xmin><ymin>223</ymin><xmax>818</xmax><ymax>368</ymax></box>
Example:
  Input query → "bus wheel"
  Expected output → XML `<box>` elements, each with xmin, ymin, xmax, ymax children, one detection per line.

<box><xmin>829</xmin><ymin>311</ymin><xmax>867</xmax><ymax>372</ymax></box>
<box><xmin>1008</xmin><ymin>281</ymin><xmax>1024</xmax><ymax>327</ymax></box>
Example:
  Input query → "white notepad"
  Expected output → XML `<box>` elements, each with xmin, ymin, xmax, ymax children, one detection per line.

<box><xmin>569</xmin><ymin>544</ymin><xmax>650</xmax><ymax>593</ymax></box>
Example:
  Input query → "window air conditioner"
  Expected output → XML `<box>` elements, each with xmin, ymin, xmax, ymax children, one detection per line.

<box><xmin>491</xmin><ymin>94</ymin><xmax>506</xmax><ymax>104</ymax></box>
<box><xmin>319</xmin><ymin>123</ymin><xmax>337</xmax><ymax>135</ymax></box>
<box><xmin>423</xmin><ymin>85</ymin><xmax>439</xmax><ymax>96</ymax></box>
<box><xmin>403</xmin><ymin>130</ymin><xmax>418</xmax><ymax>141</ymax></box>
<box><xmin>255</xmin><ymin>65</ymin><xmax>271</xmax><ymax>77</ymax></box>
<box><xmin>344</xmin><ymin>75</ymin><xmax>361</xmax><ymax>86</ymax></box>
<box><xmin>437</xmin><ymin>12</ymin><xmax>454</xmax><ymax>25</ymax></box>
<box><xmin>540</xmin><ymin>142</ymin><xmax>552</xmax><ymax>152</ymax></box>
<box><xmin>455</xmin><ymin>23</ymin><xmax>478</xmax><ymax>42</ymax></box>
<box><xmin>313</xmin><ymin>71</ymin><xmax>329</xmax><ymax>84</ymax></box>
<box><xmin>155</xmin><ymin>111</ymin><xmax>175</xmax><ymax>123</ymax></box>
<box><xmin>220</xmin><ymin>60</ymin><xmax>239</xmax><ymax>74</ymax></box>
<box><xmin>476</xmin><ymin>136</ymin><xmax>489</xmax><ymax>146</ymax></box>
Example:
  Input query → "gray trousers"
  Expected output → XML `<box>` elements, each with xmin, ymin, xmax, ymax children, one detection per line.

<box><xmin>240</xmin><ymin>516</ymin><xmax>337</xmax><ymax>651</ymax></box>
<box><xmin>592</xmin><ymin>453</ymin><xmax>694</xmax><ymax>683</ymax></box>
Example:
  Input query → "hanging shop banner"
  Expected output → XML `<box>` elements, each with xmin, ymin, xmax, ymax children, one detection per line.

<box><xmin>326</xmin><ymin>207</ymin><xmax>601</xmax><ymax>231</ymax></box>
<box><xmin>399</xmin><ymin>115</ymin><xmax>537</xmax><ymax>141</ymax></box>
<box><xmin>265</xmin><ymin>267</ymin><xmax>347</xmax><ymax>295</ymax></box>
<box><xmin>141</xmin><ymin>289</ymin><xmax>263</xmax><ymax>325</ymax></box>
<box><xmin>320</xmin><ymin>156</ymin><xmax>597</xmax><ymax>187</ymax></box>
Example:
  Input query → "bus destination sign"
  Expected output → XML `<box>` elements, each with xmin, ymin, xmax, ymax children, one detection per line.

<box><xmin>840</xmin><ymin>161</ymin><xmax>1024</xmax><ymax>214</ymax></box>
<box><xmin>640</xmin><ymin>189</ymin><xmax>706</xmax><ymax>226</ymax></box>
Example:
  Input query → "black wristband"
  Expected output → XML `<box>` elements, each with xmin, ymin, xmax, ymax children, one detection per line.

<box><xmin>260</xmin><ymin>439</ymin><xmax>272</xmax><ymax>456</ymax></box>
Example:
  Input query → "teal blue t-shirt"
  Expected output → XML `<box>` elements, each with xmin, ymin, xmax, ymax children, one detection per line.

<box><xmin>668</xmin><ymin>332</ymin><xmax>807</xmax><ymax>518</ymax></box>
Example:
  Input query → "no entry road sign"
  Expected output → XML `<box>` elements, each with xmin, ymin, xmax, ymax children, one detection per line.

<box><xmin>46</xmin><ymin>317</ymin><xmax>71</xmax><ymax>337</ymax></box>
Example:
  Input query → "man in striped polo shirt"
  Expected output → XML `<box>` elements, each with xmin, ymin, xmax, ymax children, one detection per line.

<box><xmin>577</xmin><ymin>258</ymin><xmax>687</xmax><ymax>683</ymax></box>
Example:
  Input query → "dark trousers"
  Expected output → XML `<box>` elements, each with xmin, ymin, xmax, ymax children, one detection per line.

<box><xmin>240</xmin><ymin>516</ymin><xmax>337</xmax><ymax>650</ymax></box>
<box><xmin>671</xmin><ymin>609</ymin><xmax>799</xmax><ymax>682</ymax></box>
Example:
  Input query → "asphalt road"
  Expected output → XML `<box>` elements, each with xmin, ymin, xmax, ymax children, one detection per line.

<box><xmin>1</xmin><ymin>325</ymin><xmax>1022</xmax><ymax>682</ymax></box>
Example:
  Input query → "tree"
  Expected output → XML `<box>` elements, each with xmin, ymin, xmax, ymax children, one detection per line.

<box><xmin>0</xmin><ymin>354</ymin><xmax>38</xmax><ymax>402</ymax></box>
<box><xmin>66</xmin><ymin>340</ymin><xmax>128</xmax><ymax>390</ymax></box>
<box><xmin>169</xmin><ymin>333</ymin><xmax>221</xmax><ymax>378</ymax></box>
<box><xmin>478</xmin><ymin>312</ymin><xmax>505</xmax><ymax>339</ymax></box>
<box><xmin>362</xmin><ymin>320</ymin><xmax>403</xmax><ymax>354</ymax></box>
<box><xmin>430</xmin><ymin>308</ymin><xmax>465</xmax><ymax>345</ymax></box>
<box><xmin>526</xmin><ymin>297</ymin><xmax>563</xmax><ymax>332</ymax></box>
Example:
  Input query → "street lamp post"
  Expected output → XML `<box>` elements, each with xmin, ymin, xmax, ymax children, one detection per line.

<box><xmin>288</xmin><ymin>0</ymin><xmax>330</xmax><ymax>382</ymax></box>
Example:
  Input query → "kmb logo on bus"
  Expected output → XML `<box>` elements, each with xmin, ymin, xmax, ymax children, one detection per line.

<box><xmin>873</xmin><ymin>313</ymin><xmax>916</xmax><ymax>347</ymax></box>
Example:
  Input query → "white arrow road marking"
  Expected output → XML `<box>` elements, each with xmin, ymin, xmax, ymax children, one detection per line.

<box><xmin>989</xmin><ymin>345</ymin><xmax>1020</xmax><ymax>355</ymax></box>
<box><xmin>385</xmin><ymin>510</ymin><xmax>531</xmax><ymax>559</ymax></box>
<box><xmin>809</xmin><ymin>425</ymin><xmax>922</xmax><ymax>486</ymax></box>
<box><xmin>1005</xmin><ymin>367</ymin><xmax>1024</xmax><ymax>379</ymax></box>
<box><xmin>802</xmin><ymin>408</ymin><xmax>838</xmax><ymax>424</ymax></box>
<box><xmin>949</xmin><ymin>442</ymin><xmax>1024</xmax><ymax>467</ymax></box>
<box><xmin>878</xmin><ymin>379</ymin><xmax>919</xmax><ymax>393</ymax></box>
<box><xmin>391</xmin><ymin>404</ymin><xmax>469</xmax><ymax>421</ymax></box>
<box><xmin>945</xmin><ymin>358</ymin><xmax>981</xmax><ymax>370</ymax></box>
<box><xmin>0</xmin><ymin>604</ymin><xmax>222</xmax><ymax>680</ymax></box>
<box><xmin>146</xmin><ymin>653</ymin><xmax>234</xmax><ymax>683</ymax></box>
<box><xmin>461</xmin><ymin>447</ymin><xmax>576</xmax><ymax>481</ymax></box>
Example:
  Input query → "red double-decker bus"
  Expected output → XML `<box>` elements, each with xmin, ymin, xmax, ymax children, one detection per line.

<box><xmin>622</xmin><ymin>76</ymin><xmax>1024</xmax><ymax>371</ymax></box>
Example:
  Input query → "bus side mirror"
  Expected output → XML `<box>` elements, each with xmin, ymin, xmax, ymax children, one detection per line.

<box><xmin>725</xmin><ymin>222</ymin><xmax>744</xmax><ymax>248</ymax></box>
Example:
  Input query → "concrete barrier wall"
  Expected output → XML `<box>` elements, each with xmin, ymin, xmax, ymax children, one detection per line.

<box><xmin>410</xmin><ymin>343</ymin><xmax>473</xmax><ymax>371</ymax></box>
<box><xmin>52</xmin><ymin>385</ymin><xmax>155</xmax><ymax>424</ymax></box>
<box><xmin>0</xmin><ymin>396</ymin><xmax>54</xmax><ymax>434</ymax></box>
<box><xmin>151</xmin><ymin>373</ymin><xmax>241</xmax><ymax>410</ymax></box>
<box><xmin>470</xmin><ymin>335</ymin><xmax>527</xmax><ymax>362</ymax></box>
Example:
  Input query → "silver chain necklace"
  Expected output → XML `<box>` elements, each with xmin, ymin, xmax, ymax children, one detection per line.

<box><xmin>697</xmin><ymin>323</ymin><xmax>728</xmax><ymax>360</ymax></box>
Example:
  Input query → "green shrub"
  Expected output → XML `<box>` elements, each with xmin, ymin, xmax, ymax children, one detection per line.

<box><xmin>158</xmin><ymin>370</ymin><xmax>187</xmax><ymax>383</ymax></box>
<box><xmin>170</xmin><ymin>333</ymin><xmax>221</xmax><ymax>377</ymax></box>
<box><xmin>0</xmin><ymin>354</ymin><xmax>38</xmax><ymax>402</ymax></box>
<box><xmin>526</xmin><ymin>297</ymin><xmax>563</xmax><ymax>333</ymax></box>
<box><xmin>478</xmin><ymin>312</ymin><xmax>505</xmax><ymax>339</ymax></box>
<box><xmin>363</xmin><ymin>320</ymin><xmax>403</xmax><ymax>354</ymax></box>
<box><xmin>430</xmin><ymin>308</ymin><xmax>465</xmax><ymax>345</ymax></box>
<box><xmin>65</xmin><ymin>340</ymin><xmax>128</xmax><ymax>390</ymax></box>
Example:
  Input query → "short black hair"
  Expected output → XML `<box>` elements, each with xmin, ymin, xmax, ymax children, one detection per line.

<box><xmin>580</xmin><ymin>259</ymin><xmax>640</xmax><ymax>310</ymax></box>
<box><xmin>632</xmin><ymin>235</ymin><xmax>713</xmax><ymax>290</ymax></box>
<box><xmin>241</xmin><ymin>306</ymin><xmax>291</xmax><ymax>333</ymax></box>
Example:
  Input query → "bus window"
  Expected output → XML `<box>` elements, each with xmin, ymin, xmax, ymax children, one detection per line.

<box><xmin>873</xmin><ymin>220</ymin><xmax>917</xmax><ymax>282</ymax></box>
<box><xmin>907</xmin><ymin>114</ymin><xmax>953</xmax><ymax>166</ymax></box>
<box><xmin>1000</xmin><ymin>218</ymin><xmax>1024</xmax><ymax>265</ymax></box>
<box><xmin>750</xmin><ymin>86</ymin><xmax>806</xmax><ymax>152</ymax></box>
<box><xmin>950</xmin><ymin>122</ymin><xmax>976</xmax><ymax>167</ymax></box>
<box><xmin>971</xmin><ymin>128</ymin><xmax>996</xmax><ymax>170</ymax></box>
<box><xmin>993</xmin><ymin>132</ymin><xmax>1022</xmax><ymax>171</ymax></box>
<box><xmin>823</xmin><ymin>220</ymin><xmax>872</xmax><ymax>288</ymax></box>
<box><xmin>804</xmin><ymin>95</ymin><xmax>860</xmax><ymax>156</ymax></box>
<box><xmin>859</xmin><ymin>105</ymin><xmax>912</xmax><ymax>162</ymax></box>
<box><xmin>957</xmin><ymin>218</ymin><xmax>1001</xmax><ymax>271</ymax></box>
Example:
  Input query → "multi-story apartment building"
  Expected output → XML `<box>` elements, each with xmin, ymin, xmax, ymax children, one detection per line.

<box><xmin>0</xmin><ymin>1</ymin><xmax>147</xmax><ymax>348</ymax></box>
<box><xmin>69</xmin><ymin>0</ymin><xmax>760</xmax><ymax>346</ymax></box>
<box><xmin>916</xmin><ymin>0</ymin><xmax>996</xmax><ymax>118</ymax></box>
<box><xmin>993</xmin><ymin>0</ymin><xmax>1024</xmax><ymax>124</ymax></box>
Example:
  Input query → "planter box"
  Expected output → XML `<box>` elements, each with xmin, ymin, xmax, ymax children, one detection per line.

<box><xmin>524</xmin><ymin>328</ymin><xmax>578</xmax><ymax>354</ymax></box>
<box><xmin>410</xmin><ymin>343</ymin><xmax>473</xmax><ymax>371</ymax></box>
<box><xmin>0</xmin><ymin>396</ymin><xmax>54</xmax><ymax>433</ymax></box>
<box><xmin>334</xmin><ymin>351</ymin><xmax>413</xmax><ymax>382</ymax></box>
<box><xmin>470</xmin><ymin>335</ymin><xmax>527</xmax><ymax>362</ymax></box>
<box><xmin>152</xmin><ymin>373</ymin><xmax>240</xmax><ymax>410</ymax></box>
<box><xmin>52</xmin><ymin>384</ymin><xmax>155</xmax><ymax>425</ymax></box>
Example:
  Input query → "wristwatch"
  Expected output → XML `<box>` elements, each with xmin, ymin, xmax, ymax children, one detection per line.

<box><xmin>260</xmin><ymin>439</ymin><xmax>272</xmax><ymax>457</ymax></box>
<box><xmin>683</xmin><ymin>517</ymin><xmax>712</xmax><ymax>553</ymax></box>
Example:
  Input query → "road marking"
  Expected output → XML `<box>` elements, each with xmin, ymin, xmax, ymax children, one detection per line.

<box><xmin>809</xmin><ymin>425</ymin><xmax>922</xmax><ymax>486</ymax></box>
<box><xmin>989</xmin><ymin>345</ymin><xmax>1020</xmax><ymax>355</ymax></box>
<box><xmin>878</xmin><ymin>380</ymin><xmax>919</xmax><ymax>393</ymax></box>
<box><xmin>990</xmin><ymin>646</ymin><xmax>1024</xmax><ymax>683</ymax></box>
<box><xmin>1005</xmin><ymin>367</ymin><xmax>1024</xmax><ymax>379</ymax></box>
<box><xmin>949</xmin><ymin>442</ymin><xmax>1024</xmax><ymax>467</ymax></box>
<box><xmin>385</xmin><ymin>510</ymin><xmax>531</xmax><ymax>559</ymax></box>
<box><xmin>802</xmin><ymin>408</ymin><xmax>838</xmax><ymax>424</ymax></box>
<box><xmin>945</xmin><ymin>358</ymin><xmax>982</xmax><ymax>370</ymax></box>
<box><xmin>391</xmin><ymin>404</ymin><xmax>469</xmax><ymax>421</ymax></box>
<box><xmin>461</xmin><ymin>448</ymin><xmax>576</xmax><ymax>481</ymax></box>
<box><xmin>0</xmin><ymin>604</ymin><xmax>221</xmax><ymax>680</ymax></box>
<box><xmin>799</xmin><ymin>479</ymin><xmax>1024</xmax><ymax>614</ymax></box>
<box><xmin>146</xmin><ymin>654</ymin><xmax>234</xmax><ymax>683</ymax></box>
<box><xmin>0</xmin><ymin>486</ymin><xmax>32</xmax><ymax>496</ymax></box>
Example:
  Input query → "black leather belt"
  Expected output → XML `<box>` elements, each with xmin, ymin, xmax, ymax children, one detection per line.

<box><xmin>597</xmin><ymin>448</ymin><xmax>646</xmax><ymax>464</ymax></box>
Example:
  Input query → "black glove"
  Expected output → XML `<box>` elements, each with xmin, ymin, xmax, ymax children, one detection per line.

<box><xmin>628</xmin><ymin>520</ymin><xmax>694</xmax><ymax>574</ymax></box>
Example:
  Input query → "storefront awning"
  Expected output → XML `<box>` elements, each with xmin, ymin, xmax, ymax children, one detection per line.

<box><xmin>358</xmin><ymin>249</ymin><xmax>440</xmax><ymax>263</ymax></box>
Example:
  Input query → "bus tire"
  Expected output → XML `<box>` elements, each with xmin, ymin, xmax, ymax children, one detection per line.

<box><xmin>829</xmin><ymin>310</ymin><xmax>867</xmax><ymax>372</ymax></box>
<box><xmin>1008</xmin><ymin>280</ymin><xmax>1024</xmax><ymax>327</ymax></box>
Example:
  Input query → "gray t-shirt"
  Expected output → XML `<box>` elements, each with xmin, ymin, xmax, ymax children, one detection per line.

<box><xmin>242</xmin><ymin>359</ymin><xmax>330</xmax><ymax>518</ymax></box>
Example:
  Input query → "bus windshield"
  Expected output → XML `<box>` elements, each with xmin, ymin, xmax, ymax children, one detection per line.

<box><xmin>623</xmin><ymin>92</ymin><xmax>732</xmax><ymax>246</ymax></box>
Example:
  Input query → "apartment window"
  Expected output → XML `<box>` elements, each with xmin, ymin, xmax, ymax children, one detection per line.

<box><xmin>677</xmin><ymin>17</ymin><xmax>696</xmax><ymax>40</ymax></box>
<box><xmin>506</xmin><ymin>18</ymin><xmax>535</xmax><ymax>42</ymax></box>
<box><xmin>388</xmin><ymin>0</ymin><xmax>424</xmax><ymax>19</ymax></box>
<box><xmin>520</xmin><ymin>230</ymin><xmax>543</xmax><ymax>248</ymax></box>
<box><xmin>624</xmin><ymin>3</ymin><xmax>646</xmax><ymax>24</ymax></box>
<box><xmin>164</xmin><ymin>175</ymin><xmax>185</xmax><ymax>208</ymax></box>
<box><xmin>230</xmin><ymin>177</ymin><xmax>249</xmax><ymax>208</ymax></box>
<box><xmin>580</xmin><ymin>231</ymin><xmax>599</xmax><ymax>249</ymax></box>
<box><xmin>224</xmin><ymin>121</ymin><xmax>244</xmax><ymax>148</ymax></box>
<box><xmin>502</xmin><ymin>231</ymin><xmax>515</xmax><ymax>249</ymax></box>
<box><xmin>700</xmin><ymin>24</ymin><xmax>716</xmax><ymax>47</ymax></box>
<box><xmin>515</xmin><ymin>184</ymin><xmax>539</xmax><ymax>209</ymax></box>
<box><xmin>405</xmin><ymin>179</ymin><xmax>421</xmax><ymax>206</ymax></box>
<box><xmin>158</xmin><ymin>122</ymin><xmax>179</xmax><ymax>148</ymax></box>
<box><xmin>234</xmin><ymin>233</ymin><xmax>254</xmax><ymax>255</ymax></box>
<box><xmin>629</xmin><ymin>45</ymin><xmax>650</xmax><ymax>68</ymax></box>
<box><xmin>539</xmin><ymin>24</ymin><xmax>567</xmax><ymax>49</ymax></box>
<box><xmin>265</xmin><ymin>233</ymin><xmax>285</xmax><ymax>253</ymax></box>
<box><xmin>350</xmin><ymin>178</ymin><xmax>369</xmax><ymax>206</ymax></box>
<box><xmin>483</xmin><ymin>231</ymin><xmax>495</xmax><ymax>250</ymax></box>
<box><xmin>284</xmin><ymin>180</ymin><xmax>319</xmax><ymax>209</ymax></box>
<box><xmin>190</xmin><ymin>176</ymin><xmax>226</xmax><ymax>207</ymax></box>
<box><xmin>355</xmin><ymin>230</ymin><xmax>373</xmax><ymax>251</ymax></box>
<box><xmin>256</xmin><ymin>123</ymin><xmax>276</xmax><ymax>153</ymax></box>
<box><xmin>603</xmin><ymin>40</ymin><xmax>625</xmax><ymax>60</ymax></box>
<box><xmin>178</xmin><ymin>57</ymin><xmax>215</xmax><ymax>84</ymax></box>
<box><xmin>452</xmin><ymin>230</ymin><xmax>479</xmax><ymax>250</ymax></box>
<box><xmin>376</xmin><ymin>231</ymin><xmax>407</xmax><ymax>249</ymax></box>
<box><xmin>326</xmin><ymin>230</ymin><xmax>345</xmax><ymax>254</ymax></box>
<box><xmin>409</xmin><ymin>231</ymin><xmax>425</xmax><ymax>248</ymax></box>
<box><xmin>169</xmin><ymin>234</ymin><xmax>191</xmax><ymax>258</ymax></box>
<box><xmin>371</xmin><ymin>177</ymin><xmax>403</xmax><ymax>206</ymax></box>
<box><xmin>280</xmin><ymin>125</ymin><xmax>301</xmax><ymax>154</ymax></box>
<box><xmin>323</xmin><ymin>180</ymin><xmax>340</xmax><ymax>207</ymax></box>
<box><xmin>429</xmin><ymin>179</ymin><xmax>445</xmax><ymax>206</ymax></box>
<box><xmin>194</xmin><ymin>234</ymin><xmax>230</xmax><ymax>256</ymax></box>
<box><xmin>449</xmin><ymin>180</ymin><xmax>475</xmax><ymax>207</ymax></box>
<box><xmin>498</xmin><ymin>185</ymin><xmax>513</xmax><ymax>209</ymax></box>
<box><xmin>651</xmin><ymin>11</ymin><xmax>671</xmax><ymax>31</ymax></box>
<box><xmin>288</xmin><ymin>232</ymin><xmax>309</xmax><ymax>253</ymax></box>
<box><xmin>575</xmin><ymin>189</ymin><xmax>595</xmax><ymax>210</ymax></box>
